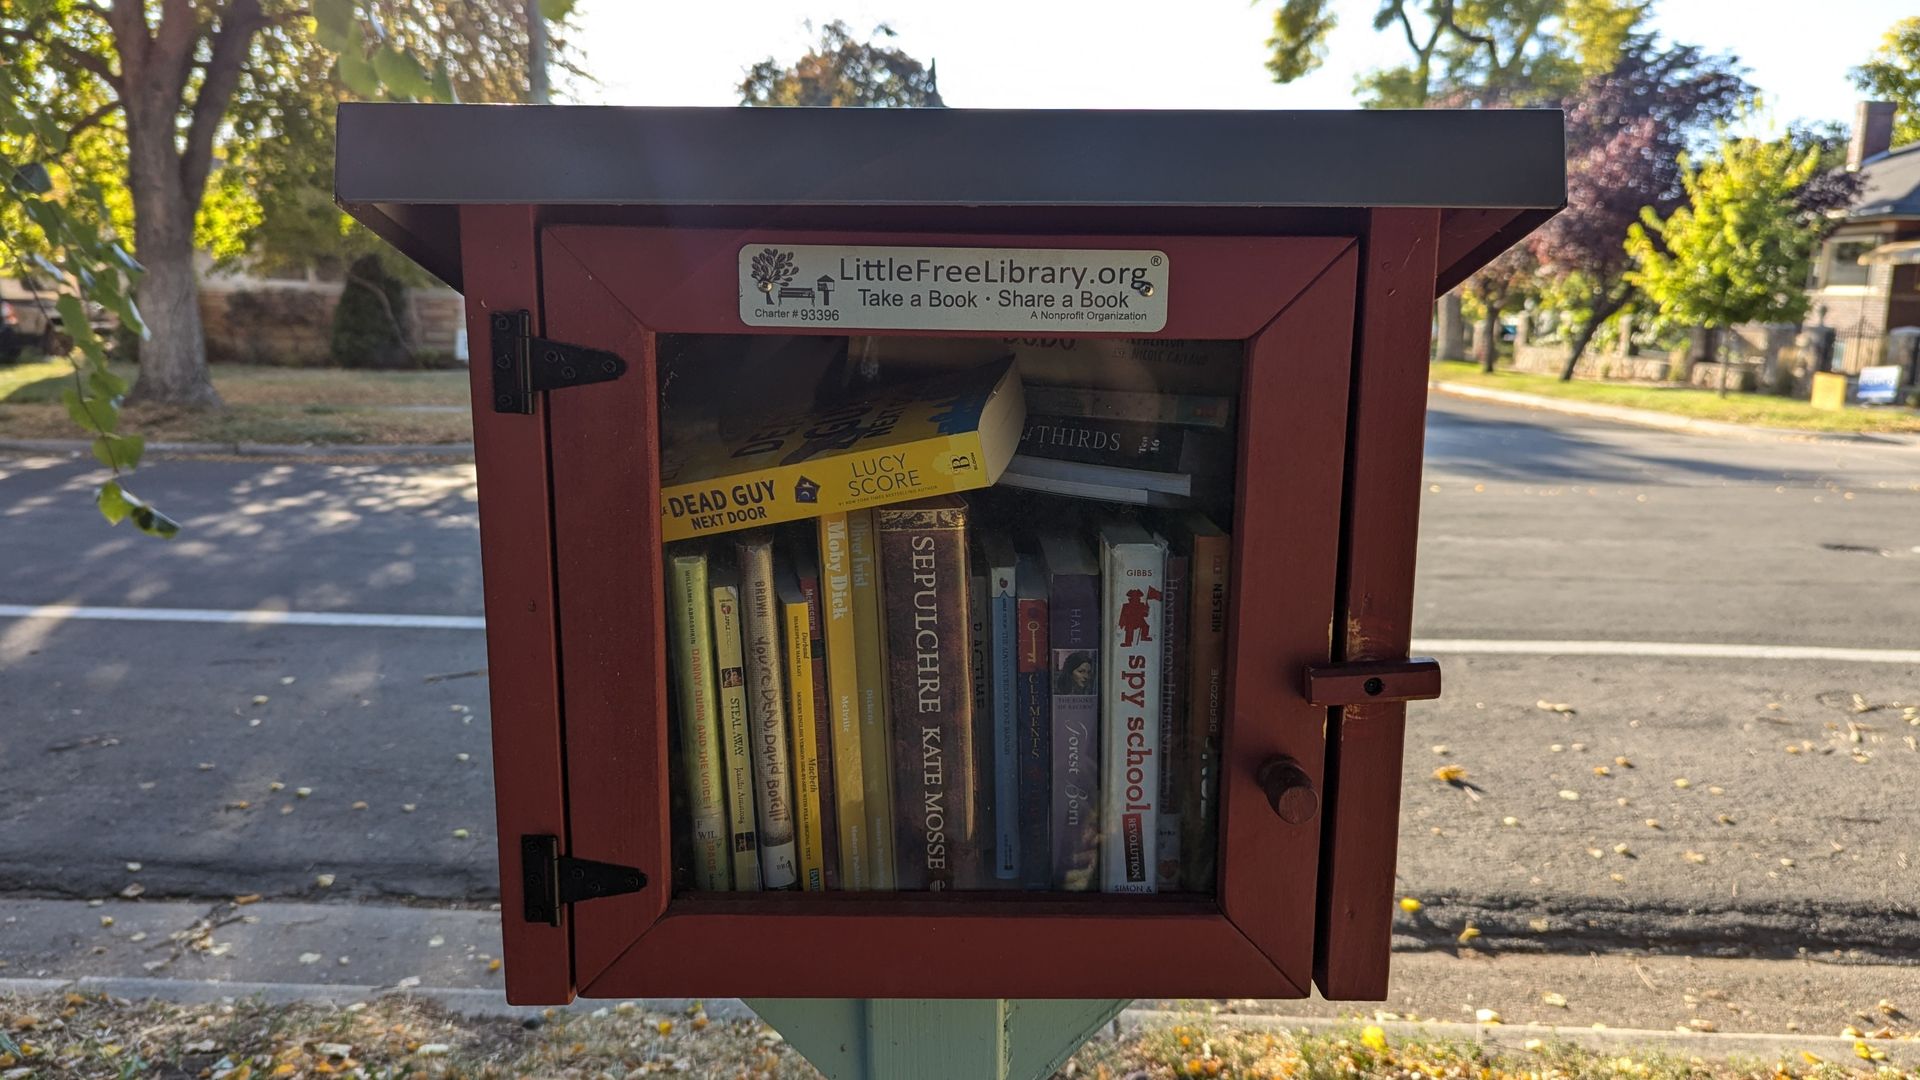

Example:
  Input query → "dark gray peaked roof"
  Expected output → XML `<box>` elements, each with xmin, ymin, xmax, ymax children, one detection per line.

<box><xmin>334</xmin><ymin>104</ymin><xmax>1565</xmax><ymax>290</ymax></box>
<box><xmin>1851</xmin><ymin>142</ymin><xmax>1920</xmax><ymax>221</ymax></box>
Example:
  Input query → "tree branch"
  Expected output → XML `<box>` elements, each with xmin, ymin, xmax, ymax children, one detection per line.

<box><xmin>44</xmin><ymin>36</ymin><xmax>123</xmax><ymax>90</ymax></box>
<box><xmin>180</xmin><ymin>0</ymin><xmax>264</xmax><ymax>202</ymax></box>
<box><xmin>106</xmin><ymin>0</ymin><xmax>151</xmax><ymax>87</ymax></box>
<box><xmin>149</xmin><ymin>0</ymin><xmax>205</xmax><ymax>114</ymax></box>
<box><xmin>66</xmin><ymin>101</ymin><xmax>119</xmax><ymax>143</ymax></box>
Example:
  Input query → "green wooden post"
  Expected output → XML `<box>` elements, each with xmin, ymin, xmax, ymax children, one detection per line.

<box><xmin>746</xmin><ymin>998</ymin><xmax>1130</xmax><ymax>1080</ymax></box>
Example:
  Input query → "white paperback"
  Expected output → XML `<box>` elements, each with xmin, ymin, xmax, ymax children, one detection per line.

<box><xmin>1097</xmin><ymin>522</ymin><xmax>1166</xmax><ymax>893</ymax></box>
<box><xmin>737</xmin><ymin>533</ymin><xmax>801</xmax><ymax>890</ymax></box>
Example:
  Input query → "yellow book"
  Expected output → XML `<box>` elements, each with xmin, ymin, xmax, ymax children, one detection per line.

<box><xmin>777</xmin><ymin>565</ymin><xmax>829</xmax><ymax>891</ymax></box>
<box><xmin>816</xmin><ymin>513</ymin><xmax>869</xmax><ymax>889</ymax></box>
<box><xmin>660</xmin><ymin>361</ymin><xmax>1024</xmax><ymax>542</ymax></box>
<box><xmin>847</xmin><ymin>509</ymin><xmax>897</xmax><ymax>889</ymax></box>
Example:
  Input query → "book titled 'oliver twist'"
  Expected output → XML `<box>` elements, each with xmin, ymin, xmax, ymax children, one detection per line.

<box><xmin>659</xmin><ymin>361</ymin><xmax>1026</xmax><ymax>542</ymax></box>
<box><xmin>1097</xmin><ymin>521</ymin><xmax>1166</xmax><ymax>894</ymax></box>
<box><xmin>875</xmin><ymin>495</ymin><xmax>978</xmax><ymax>891</ymax></box>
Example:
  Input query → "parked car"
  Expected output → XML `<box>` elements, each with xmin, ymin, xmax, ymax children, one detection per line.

<box><xmin>0</xmin><ymin>277</ymin><xmax>117</xmax><ymax>363</ymax></box>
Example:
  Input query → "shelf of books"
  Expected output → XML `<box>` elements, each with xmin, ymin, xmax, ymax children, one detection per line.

<box><xmin>659</xmin><ymin>334</ymin><xmax>1241</xmax><ymax>900</ymax></box>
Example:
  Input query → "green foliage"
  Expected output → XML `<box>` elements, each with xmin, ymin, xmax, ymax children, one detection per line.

<box><xmin>1626</xmin><ymin>135</ymin><xmax>1828</xmax><ymax>331</ymax></box>
<box><xmin>330</xmin><ymin>253</ymin><xmax>414</xmax><ymax>369</ymax></box>
<box><xmin>1851</xmin><ymin>17</ymin><xmax>1920</xmax><ymax>149</ymax></box>
<box><xmin>3</xmin><ymin>0</ymin><xmax>566</xmax><ymax>534</ymax></box>
<box><xmin>1266</xmin><ymin>0</ymin><xmax>1337</xmax><ymax>83</ymax></box>
<box><xmin>1264</xmin><ymin>0</ymin><xmax>1649</xmax><ymax>106</ymax></box>
<box><xmin>741</xmin><ymin>22</ymin><xmax>944</xmax><ymax>107</ymax></box>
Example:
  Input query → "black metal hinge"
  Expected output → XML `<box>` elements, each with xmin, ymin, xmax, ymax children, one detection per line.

<box><xmin>521</xmin><ymin>834</ymin><xmax>648</xmax><ymax>926</ymax></box>
<box><xmin>489</xmin><ymin>310</ymin><xmax>627</xmax><ymax>414</ymax></box>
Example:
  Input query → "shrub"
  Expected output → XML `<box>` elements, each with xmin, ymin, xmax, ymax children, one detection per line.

<box><xmin>330</xmin><ymin>254</ymin><xmax>414</xmax><ymax>369</ymax></box>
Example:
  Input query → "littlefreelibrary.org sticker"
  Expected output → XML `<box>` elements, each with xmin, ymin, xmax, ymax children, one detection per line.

<box><xmin>738</xmin><ymin>244</ymin><xmax>1168</xmax><ymax>333</ymax></box>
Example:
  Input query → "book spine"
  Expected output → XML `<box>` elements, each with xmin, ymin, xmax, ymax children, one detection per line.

<box><xmin>710</xmin><ymin>580</ymin><xmax>763</xmax><ymax>890</ymax></box>
<box><xmin>662</xmin><ymin>430</ymin><xmax>992</xmax><ymax>543</ymax></box>
<box><xmin>738</xmin><ymin>536</ymin><xmax>800</xmax><ymax>890</ymax></box>
<box><xmin>1100</xmin><ymin>540</ymin><xmax>1164</xmax><ymax>894</ymax></box>
<box><xmin>1016</xmin><ymin>593</ymin><xmax>1051</xmax><ymax>889</ymax></box>
<box><xmin>1049</xmin><ymin>570</ymin><xmax>1100</xmax><ymax>891</ymax></box>
<box><xmin>965</xmin><ymin>565</ymin><xmax>995</xmax><ymax>888</ymax></box>
<box><xmin>817</xmin><ymin>513</ymin><xmax>869</xmax><ymax>890</ymax></box>
<box><xmin>796</xmin><ymin>568</ymin><xmax>841</xmax><ymax>890</ymax></box>
<box><xmin>847</xmin><ymin>510</ymin><xmax>897</xmax><ymax>890</ymax></box>
<box><xmin>877</xmin><ymin>502</ymin><xmax>977</xmax><ymax>891</ymax></box>
<box><xmin>989</xmin><ymin>561</ymin><xmax>1019</xmax><ymax>881</ymax></box>
<box><xmin>1156</xmin><ymin>551</ymin><xmax>1189</xmax><ymax>892</ymax></box>
<box><xmin>1182</xmin><ymin>530</ymin><xmax>1230</xmax><ymax>893</ymax></box>
<box><xmin>1019</xmin><ymin>414</ymin><xmax>1200</xmax><ymax>473</ymax></box>
<box><xmin>1020</xmin><ymin>386</ymin><xmax>1236</xmax><ymax>430</ymax></box>
<box><xmin>783</xmin><ymin>593</ymin><xmax>829</xmax><ymax>891</ymax></box>
<box><xmin>667</xmin><ymin>552</ymin><xmax>731</xmax><ymax>891</ymax></box>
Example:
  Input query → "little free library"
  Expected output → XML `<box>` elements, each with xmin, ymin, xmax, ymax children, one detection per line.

<box><xmin>336</xmin><ymin>104</ymin><xmax>1565</xmax><ymax>1007</ymax></box>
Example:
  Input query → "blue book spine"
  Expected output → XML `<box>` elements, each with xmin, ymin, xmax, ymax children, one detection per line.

<box><xmin>988</xmin><ymin>544</ymin><xmax>1020</xmax><ymax>881</ymax></box>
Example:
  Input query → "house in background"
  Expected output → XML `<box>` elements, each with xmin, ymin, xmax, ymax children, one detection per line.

<box><xmin>1809</xmin><ymin>101</ymin><xmax>1920</xmax><ymax>375</ymax></box>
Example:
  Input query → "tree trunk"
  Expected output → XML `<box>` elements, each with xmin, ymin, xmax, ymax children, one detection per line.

<box><xmin>1559</xmin><ymin>287</ymin><xmax>1632</xmax><ymax>382</ymax></box>
<box><xmin>1435</xmin><ymin>292</ymin><xmax>1468</xmax><ymax>361</ymax></box>
<box><xmin>1478</xmin><ymin>303</ymin><xmax>1500</xmax><ymax>372</ymax></box>
<box><xmin>123</xmin><ymin>96</ymin><xmax>222</xmax><ymax>409</ymax></box>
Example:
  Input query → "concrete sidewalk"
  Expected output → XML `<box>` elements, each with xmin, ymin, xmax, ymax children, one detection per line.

<box><xmin>1431</xmin><ymin>380</ymin><xmax>1920</xmax><ymax>447</ymax></box>
<box><xmin>3</xmin><ymin>896</ymin><xmax>1916</xmax><ymax>1062</ymax></box>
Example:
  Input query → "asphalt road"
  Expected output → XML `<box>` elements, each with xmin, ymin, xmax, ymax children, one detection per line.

<box><xmin>1</xmin><ymin>396</ymin><xmax>1915</xmax><ymax>957</ymax></box>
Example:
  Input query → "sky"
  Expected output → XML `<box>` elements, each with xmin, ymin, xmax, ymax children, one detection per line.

<box><xmin>567</xmin><ymin>0</ymin><xmax>1909</xmax><ymax>130</ymax></box>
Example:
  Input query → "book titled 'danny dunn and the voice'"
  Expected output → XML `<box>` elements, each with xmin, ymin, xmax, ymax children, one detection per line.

<box><xmin>663</xmin><ymin>351</ymin><xmax>1235</xmax><ymax>894</ymax></box>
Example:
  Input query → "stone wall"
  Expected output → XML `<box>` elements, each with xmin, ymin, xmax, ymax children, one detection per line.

<box><xmin>198</xmin><ymin>281</ymin><xmax>465</xmax><ymax>367</ymax></box>
<box><xmin>1510</xmin><ymin>343</ymin><xmax>1672</xmax><ymax>382</ymax></box>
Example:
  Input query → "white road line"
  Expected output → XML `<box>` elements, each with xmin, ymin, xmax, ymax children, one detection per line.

<box><xmin>1414</xmin><ymin>638</ymin><xmax>1920</xmax><ymax>665</ymax></box>
<box><xmin>1</xmin><ymin>604</ymin><xmax>1912</xmax><ymax>665</ymax></box>
<box><xmin>0</xmin><ymin>603</ymin><xmax>484</xmax><ymax>631</ymax></box>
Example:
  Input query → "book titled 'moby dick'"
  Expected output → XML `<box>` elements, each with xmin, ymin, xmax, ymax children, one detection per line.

<box><xmin>659</xmin><ymin>362</ymin><xmax>1025</xmax><ymax>542</ymax></box>
<box><xmin>1098</xmin><ymin>522</ymin><xmax>1166</xmax><ymax>894</ymax></box>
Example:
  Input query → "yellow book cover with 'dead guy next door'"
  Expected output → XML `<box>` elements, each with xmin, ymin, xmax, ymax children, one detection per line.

<box><xmin>660</xmin><ymin>361</ymin><xmax>1025</xmax><ymax>543</ymax></box>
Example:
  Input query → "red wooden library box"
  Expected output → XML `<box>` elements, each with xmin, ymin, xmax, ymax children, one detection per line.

<box><xmin>336</xmin><ymin>104</ymin><xmax>1563</xmax><ymax>1006</ymax></box>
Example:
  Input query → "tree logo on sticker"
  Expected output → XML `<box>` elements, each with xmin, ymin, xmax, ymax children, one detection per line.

<box><xmin>749</xmin><ymin>248</ymin><xmax>832</xmax><ymax>306</ymax></box>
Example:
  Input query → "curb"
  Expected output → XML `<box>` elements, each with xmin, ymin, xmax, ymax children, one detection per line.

<box><xmin>0</xmin><ymin>438</ymin><xmax>476</xmax><ymax>460</ymax></box>
<box><xmin>1</xmin><ymin>977</ymin><xmax>1909</xmax><ymax>1066</ymax></box>
<box><xmin>1430</xmin><ymin>381</ymin><xmax>1920</xmax><ymax>448</ymax></box>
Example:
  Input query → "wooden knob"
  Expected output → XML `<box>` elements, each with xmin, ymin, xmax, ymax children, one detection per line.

<box><xmin>1257</xmin><ymin>757</ymin><xmax>1319</xmax><ymax>824</ymax></box>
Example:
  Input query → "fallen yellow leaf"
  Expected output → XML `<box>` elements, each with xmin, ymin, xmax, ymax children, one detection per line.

<box><xmin>1360</xmin><ymin>1025</ymin><xmax>1388</xmax><ymax>1053</ymax></box>
<box><xmin>1683</xmin><ymin>851</ymin><xmax>1707</xmax><ymax>863</ymax></box>
<box><xmin>1398</xmin><ymin>896</ymin><xmax>1423</xmax><ymax>914</ymax></box>
<box><xmin>1542</xmin><ymin>992</ymin><xmax>1568</xmax><ymax>1008</ymax></box>
<box><xmin>1431</xmin><ymin>764</ymin><xmax>1467</xmax><ymax>783</ymax></box>
<box><xmin>1457</xmin><ymin>925</ymin><xmax>1481</xmax><ymax>944</ymax></box>
<box><xmin>1475</xmin><ymin>1008</ymin><xmax>1501</xmax><ymax>1024</ymax></box>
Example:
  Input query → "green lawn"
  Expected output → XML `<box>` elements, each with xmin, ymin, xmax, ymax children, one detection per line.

<box><xmin>1430</xmin><ymin>361</ymin><xmax>1920</xmax><ymax>436</ymax></box>
<box><xmin>0</xmin><ymin>358</ymin><xmax>472</xmax><ymax>445</ymax></box>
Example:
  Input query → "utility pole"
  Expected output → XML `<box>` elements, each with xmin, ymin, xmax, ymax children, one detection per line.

<box><xmin>527</xmin><ymin>0</ymin><xmax>549</xmax><ymax>104</ymax></box>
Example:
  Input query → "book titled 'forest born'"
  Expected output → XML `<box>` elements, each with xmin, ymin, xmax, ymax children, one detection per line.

<box><xmin>1098</xmin><ymin>522</ymin><xmax>1166</xmax><ymax>894</ymax></box>
<box><xmin>667</xmin><ymin>548</ymin><xmax>730</xmax><ymax>891</ymax></box>
<box><xmin>876</xmin><ymin>496</ymin><xmax>978</xmax><ymax>891</ymax></box>
<box><xmin>1040</xmin><ymin>533</ymin><xmax>1101</xmax><ymax>892</ymax></box>
<box><xmin>660</xmin><ymin>362</ymin><xmax>1025</xmax><ymax>542</ymax></box>
<box><xmin>736</xmin><ymin>531</ymin><xmax>801</xmax><ymax>890</ymax></box>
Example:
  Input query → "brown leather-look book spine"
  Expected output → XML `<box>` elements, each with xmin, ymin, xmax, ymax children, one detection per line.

<box><xmin>875</xmin><ymin>494</ymin><xmax>979</xmax><ymax>892</ymax></box>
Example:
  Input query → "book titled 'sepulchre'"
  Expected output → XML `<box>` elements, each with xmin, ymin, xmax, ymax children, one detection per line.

<box><xmin>1098</xmin><ymin>522</ymin><xmax>1166</xmax><ymax>894</ymax></box>
<box><xmin>709</xmin><ymin>563</ymin><xmax>763</xmax><ymax>890</ymax></box>
<box><xmin>667</xmin><ymin>548</ymin><xmax>731</xmax><ymax>890</ymax></box>
<box><xmin>660</xmin><ymin>362</ymin><xmax>1026</xmax><ymax>542</ymax></box>
<box><xmin>877</xmin><ymin>495</ymin><xmax>978</xmax><ymax>891</ymax></box>
<box><xmin>736</xmin><ymin>531</ymin><xmax>800</xmax><ymax>890</ymax></box>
